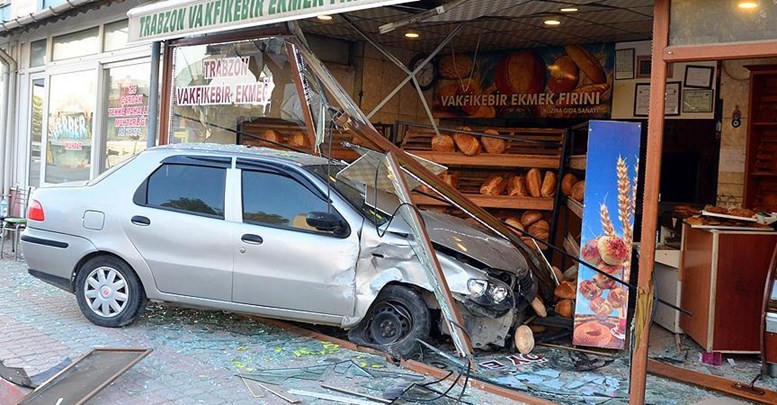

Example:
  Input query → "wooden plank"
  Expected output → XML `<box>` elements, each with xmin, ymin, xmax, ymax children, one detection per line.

<box><xmin>412</xmin><ymin>193</ymin><xmax>554</xmax><ymax>210</ymax></box>
<box><xmin>646</xmin><ymin>360</ymin><xmax>777</xmax><ymax>405</ymax></box>
<box><xmin>569</xmin><ymin>155</ymin><xmax>586</xmax><ymax>170</ymax></box>
<box><xmin>630</xmin><ymin>0</ymin><xmax>669</xmax><ymax>402</ymax></box>
<box><xmin>567</xmin><ymin>198</ymin><xmax>583</xmax><ymax>218</ymax></box>
<box><xmin>408</xmin><ymin>151</ymin><xmax>560</xmax><ymax>169</ymax></box>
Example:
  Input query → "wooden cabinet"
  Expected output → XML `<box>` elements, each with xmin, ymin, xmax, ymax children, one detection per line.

<box><xmin>744</xmin><ymin>65</ymin><xmax>777</xmax><ymax>209</ymax></box>
<box><xmin>679</xmin><ymin>224</ymin><xmax>777</xmax><ymax>352</ymax></box>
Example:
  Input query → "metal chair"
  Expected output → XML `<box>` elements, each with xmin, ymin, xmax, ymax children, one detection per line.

<box><xmin>1</xmin><ymin>186</ymin><xmax>32</xmax><ymax>260</ymax></box>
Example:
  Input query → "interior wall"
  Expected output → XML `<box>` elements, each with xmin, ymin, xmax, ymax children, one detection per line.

<box><xmin>612</xmin><ymin>41</ymin><xmax>717</xmax><ymax>120</ymax></box>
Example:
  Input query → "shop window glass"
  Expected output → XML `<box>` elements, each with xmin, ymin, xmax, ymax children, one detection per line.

<box><xmin>30</xmin><ymin>39</ymin><xmax>46</xmax><ymax>67</ymax></box>
<box><xmin>670</xmin><ymin>0</ymin><xmax>777</xmax><ymax>46</ymax></box>
<box><xmin>29</xmin><ymin>78</ymin><xmax>44</xmax><ymax>187</ymax></box>
<box><xmin>169</xmin><ymin>38</ymin><xmax>307</xmax><ymax>146</ymax></box>
<box><xmin>103</xmin><ymin>62</ymin><xmax>151</xmax><ymax>172</ymax></box>
<box><xmin>104</xmin><ymin>20</ymin><xmax>129</xmax><ymax>52</ymax></box>
<box><xmin>146</xmin><ymin>164</ymin><xmax>225</xmax><ymax>218</ymax></box>
<box><xmin>242</xmin><ymin>170</ymin><xmax>331</xmax><ymax>233</ymax></box>
<box><xmin>52</xmin><ymin>27</ymin><xmax>99</xmax><ymax>61</ymax></box>
<box><xmin>46</xmin><ymin>70</ymin><xmax>95</xmax><ymax>184</ymax></box>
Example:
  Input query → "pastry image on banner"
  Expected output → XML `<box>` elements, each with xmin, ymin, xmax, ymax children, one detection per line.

<box><xmin>432</xmin><ymin>44</ymin><xmax>614</xmax><ymax>120</ymax></box>
<box><xmin>572</xmin><ymin>120</ymin><xmax>642</xmax><ymax>350</ymax></box>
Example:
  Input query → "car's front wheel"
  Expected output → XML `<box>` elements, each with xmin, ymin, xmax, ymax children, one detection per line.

<box><xmin>75</xmin><ymin>255</ymin><xmax>145</xmax><ymax>327</ymax></box>
<box><xmin>348</xmin><ymin>285</ymin><xmax>430</xmax><ymax>358</ymax></box>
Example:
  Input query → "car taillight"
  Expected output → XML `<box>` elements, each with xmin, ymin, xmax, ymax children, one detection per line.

<box><xmin>28</xmin><ymin>199</ymin><xmax>44</xmax><ymax>221</ymax></box>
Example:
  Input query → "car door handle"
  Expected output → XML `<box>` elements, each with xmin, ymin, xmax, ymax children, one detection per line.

<box><xmin>131</xmin><ymin>215</ymin><xmax>151</xmax><ymax>226</ymax></box>
<box><xmin>241</xmin><ymin>233</ymin><xmax>263</xmax><ymax>245</ymax></box>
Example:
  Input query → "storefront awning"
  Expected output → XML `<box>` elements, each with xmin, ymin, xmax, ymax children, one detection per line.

<box><xmin>127</xmin><ymin>0</ymin><xmax>414</xmax><ymax>43</ymax></box>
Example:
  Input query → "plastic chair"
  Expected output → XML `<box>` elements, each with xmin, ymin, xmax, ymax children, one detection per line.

<box><xmin>1</xmin><ymin>186</ymin><xmax>32</xmax><ymax>260</ymax></box>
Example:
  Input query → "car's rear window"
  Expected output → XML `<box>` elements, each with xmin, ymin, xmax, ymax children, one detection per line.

<box><xmin>145</xmin><ymin>164</ymin><xmax>226</xmax><ymax>218</ymax></box>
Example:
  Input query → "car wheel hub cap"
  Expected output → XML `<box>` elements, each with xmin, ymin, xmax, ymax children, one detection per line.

<box><xmin>84</xmin><ymin>266</ymin><xmax>129</xmax><ymax>319</ymax></box>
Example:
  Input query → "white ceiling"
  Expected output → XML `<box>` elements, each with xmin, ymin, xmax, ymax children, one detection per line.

<box><xmin>298</xmin><ymin>0</ymin><xmax>655</xmax><ymax>52</ymax></box>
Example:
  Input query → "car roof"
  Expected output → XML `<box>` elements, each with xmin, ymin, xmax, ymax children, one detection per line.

<box><xmin>148</xmin><ymin>143</ymin><xmax>336</xmax><ymax>167</ymax></box>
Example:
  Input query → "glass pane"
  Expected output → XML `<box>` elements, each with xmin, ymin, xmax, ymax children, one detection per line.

<box><xmin>30</xmin><ymin>39</ymin><xmax>46</xmax><ymax>67</ymax></box>
<box><xmin>170</xmin><ymin>37</ymin><xmax>307</xmax><ymax>146</ymax></box>
<box><xmin>242</xmin><ymin>170</ymin><xmax>329</xmax><ymax>232</ymax></box>
<box><xmin>104</xmin><ymin>63</ymin><xmax>151</xmax><ymax>171</ymax></box>
<box><xmin>104</xmin><ymin>20</ymin><xmax>129</xmax><ymax>52</ymax></box>
<box><xmin>147</xmin><ymin>164</ymin><xmax>225</xmax><ymax>218</ymax></box>
<box><xmin>29</xmin><ymin>78</ymin><xmax>44</xmax><ymax>187</ymax></box>
<box><xmin>670</xmin><ymin>0</ymin><xmax>777</xmax><ymax>45</ymax></box>
<box><xmin>46</xmin><ymin>70</ymin><xmax>95</xmax><ymax>184</ymax></box>
<box><xmin>52</xmin><ymin>27</ymin><xmax>99</xmax><ymax>61</ymax></box>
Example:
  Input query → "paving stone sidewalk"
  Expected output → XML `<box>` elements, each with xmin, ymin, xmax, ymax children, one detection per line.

<box><xmin>0</xmin><ymin>254</ymin><xmax>520</xmax><ymax>405</ymax></box>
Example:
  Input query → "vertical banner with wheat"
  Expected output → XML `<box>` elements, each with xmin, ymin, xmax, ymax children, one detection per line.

<box><xmin>573</xmin><ymin>120</ymin><xmax>642</xmax><ymax>350</ymax></box>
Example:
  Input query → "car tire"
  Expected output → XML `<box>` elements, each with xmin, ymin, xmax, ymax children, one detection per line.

<box><xmin>348</xmin><ymin>285</ymin><xmax>430</xmax><ymax>358</ymax></box>
<box><xmin>75</xmin><ymin>255</ymin><xmax>146</xmax><ymax>328</ymax></box>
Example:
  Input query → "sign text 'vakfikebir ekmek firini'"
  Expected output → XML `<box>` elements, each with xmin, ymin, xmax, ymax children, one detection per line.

<box><xmin>127</xmin><ymin>0</ymin><xmax>414</xmax><ymax>43</ymax></box>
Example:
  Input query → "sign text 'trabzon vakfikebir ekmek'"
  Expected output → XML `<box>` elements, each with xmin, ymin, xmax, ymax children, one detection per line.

<box><xmin>127</xmin><ymin>0</ymin><xmax>414</xmax><ymax>43</ymax></box>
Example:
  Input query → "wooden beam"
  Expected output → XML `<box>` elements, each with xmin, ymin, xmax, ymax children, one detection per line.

<box><xmin>629</xmin><ymin>0</ymin><xmax>670</xmax><ymax>403</ymax></box>
<box><xmin>664</xmin><ymin>41</ymin><xmax>777</xmax><ymax>62</ymax></box>
<box><xmin>647</xmin><ymin>360</ymin><xmax>777</xmax><ymax>405</ymax></box>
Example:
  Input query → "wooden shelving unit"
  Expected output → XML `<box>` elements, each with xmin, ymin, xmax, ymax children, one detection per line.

<box><xmin>745</xmin><ymin>65</ymin><xmax>777</xmax><ymax>209</ymax></box>
<box><xmin>399</xmin><ymin>123</ymin><xmax>566</xmax><ymax>246</ymax></box>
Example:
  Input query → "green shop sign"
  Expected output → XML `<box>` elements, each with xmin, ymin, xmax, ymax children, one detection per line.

<box><xmin>128</xmin><ymin>0</ymin><xmax>413</xmax><ymax>42</ymax></box>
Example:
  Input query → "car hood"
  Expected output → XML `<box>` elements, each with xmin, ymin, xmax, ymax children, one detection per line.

<box><xmin>387</xmin><ymin>210</ymin><xmax>528</xmax><ymax>274</ymax></box>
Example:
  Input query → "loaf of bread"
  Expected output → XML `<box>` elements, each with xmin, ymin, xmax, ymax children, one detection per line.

<box><xmin>351</xmin><ymin>136</ymin><xmax>363</xmax><ymax>146</ymax></box>
<box><xmin>528</xmin><ymin>219</ymin><xmax>550</xmax><ymax>241</ymax></box>
<box><xmin>481</xmin><ymin>129</ymin><xmax>507</xmax><ymax>154</ymax></box>
<box><xmin>565</xmin><ymin>45</ymin><xmax>607</xmax><ymax>84</ymax></box>
<box><xmin>541</xmin><ymin>171</ymin><xmax>557</xmax><ymax>197</ymax></box>
<box><xmin>554</xmin><ymin>280</ymin><xmax>577</xmax><ymax>300</ymax></box>
<box><xmin>439</xmin><ymin>172</ymin><xmax>459</xmax><ymax>189</ymax></box>
<box><xmin>555</xmin><ymin>299</ymin><xmax>575</xmax><ymax>318</ymax></box>
<box><xmin>453</xmin><ymin>127</ymin><xmax>482</xmax><ymax>156</ymax></box>
<box><xmin>431</xmin><ymin>133</ymin><xmax>456</xmax><ymax>152</ymax></box>
<box><xmin>520</xmin><ymin>210</ymin><xmax>543</xmax><ymax>227</ymax></box>
<box><xmin>261</xmin><ymin>129</ymin><xmax>283</xmax><ymax>145</ymax></box>
<box><xmin>480</xmin><ymin>175</ymin><xmax>507</xmax><ymax>195</ymax></box>
<box><xmin>288</xmin><ymin>132</ymin><xmax>309</xmax><ymax>148</ymax></box>
<box><xmin>507</xmin><ymin>176</ymin><xmax>529</xmax><ymax>197</ymax></box>
<box><xmin>571</xmin><ymin>180</ymin><xmax>585</xmax><ymax>202</ymax></box>
<box><xmin>561</xmin><ymin>173</ymin><xmax>578</xmax><ymax>196</ymax></box>
<box><xmin>505</xmin><ymin>217</ymin><xmax>524</xmax><ymax>232</ymax></box>
<box><xmin>526</xmin><ymin>168</ymin><xmax>542</xmax><ymax>197</ymax></box>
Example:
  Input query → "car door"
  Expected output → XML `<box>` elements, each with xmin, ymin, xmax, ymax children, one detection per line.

<box><xmin>124</xmin><ymin>155</ymin><xmax>234</xmax><ymax>301</ymax></box>
<box><xmin>232</xmin><ymin>161</ymin><xmax>359</xmax><ymax>316</ymax></box>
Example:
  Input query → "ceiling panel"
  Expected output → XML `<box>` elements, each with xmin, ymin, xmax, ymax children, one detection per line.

<box><xmin>573</xmin><ymin>9</ymin><xmax>654</xmax><ymax>24</ymax></box>
<box><xmin>426</xmin><ymin>0</ymin><xmax>532</xmax><ymax>22</ymax></box>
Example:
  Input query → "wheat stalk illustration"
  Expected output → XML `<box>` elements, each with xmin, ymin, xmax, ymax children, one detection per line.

<box><xmin>617</xmin><ymin>156</ymin><xmax>632</xmax><ymax>245</ymax></box>
<box><xmin>600</xmin><ymin>203</ymin><xmax>616</xmax><ymax>239</ymax></box>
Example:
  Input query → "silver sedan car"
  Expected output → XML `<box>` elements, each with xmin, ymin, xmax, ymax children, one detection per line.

<box><xmin>22</xmin><ymin>144</ymin><xmax>538</xmax><ymax>356</ymax></box>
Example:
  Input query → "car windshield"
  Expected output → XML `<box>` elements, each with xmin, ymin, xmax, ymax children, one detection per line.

<box><xmin>306</xmin><ymin>164</ymin><xmax>399</xmax><ymax>226</ymax></box>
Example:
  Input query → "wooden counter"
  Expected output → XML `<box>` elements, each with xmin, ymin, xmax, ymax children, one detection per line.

<box><xmin>679</xmin><ymin>224</ymin><xmax>777</xmax><ymax>353</ymax></box>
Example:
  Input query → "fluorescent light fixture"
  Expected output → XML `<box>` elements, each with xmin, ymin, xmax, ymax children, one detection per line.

<box><xmin>737</xmin><ymin>1</ymin><xmax>759</xmax><ymax>9</ymax></box>
<box><xmin>405</xmin><ymin>32</ymin><xmax>420</xmax><ymax>39</ymax></box>
<box><xmin>544</xmin><ymin>19</ymin><xmax>561</xmax><ymax>26</ymax></box>
<box><xmin>560</xmin><ymin>7</ymin><xmax>579</xmax><ymax>12</ymax></box>
<box><xmin>317</xmin><ymin>14</ymin><xmax>333</xmax><ymax>21</ymax></box>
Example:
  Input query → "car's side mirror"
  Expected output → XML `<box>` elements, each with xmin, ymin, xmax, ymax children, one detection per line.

<box><xmin>306</xmin><ymin>211</ymin><xmax>345</xmax><ymax>233</ymax></box>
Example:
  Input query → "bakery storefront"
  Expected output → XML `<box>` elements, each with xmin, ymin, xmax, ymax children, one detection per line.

<box><xmin>124</xmin><ymin>0</ymin><xmax>777</xmax><ymax>403</ymax></box>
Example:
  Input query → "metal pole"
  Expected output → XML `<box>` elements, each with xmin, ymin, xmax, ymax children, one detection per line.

<box><xmin>147</xmin><ymin>41</ymin><xmax>161</xmax><ymax>149</ymax></box>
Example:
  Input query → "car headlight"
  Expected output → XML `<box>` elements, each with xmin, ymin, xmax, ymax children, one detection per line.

<box><xmin>467</xmin><ymin>278</ymin><xmax>512</xmax><ymax>304</ymax></box>
<box><xmin>467</xmin><ymin>279</ymin><xmax>488</xmax><ymax>297</ymax></box>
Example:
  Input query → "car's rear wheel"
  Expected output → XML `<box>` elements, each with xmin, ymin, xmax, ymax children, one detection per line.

<box><xmin>75</xmin><ymin>255</ymin><xmax>145</xmax><ymax>327</ymax></box>
<box><xmin>348</xmin><ymin>285</ymin><xmax>430</xmax><ymax>358</ymax></box>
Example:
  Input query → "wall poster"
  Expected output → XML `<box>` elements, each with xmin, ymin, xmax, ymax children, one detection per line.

<box><xmin>432</xmin><ymin>44</ymin><xmax>614</xmax><ymax>120</ymax></box>
<box><xmin>573</xmin><ymin>120</ymin><xmax>642</xmax><ymax>350</ymax></box>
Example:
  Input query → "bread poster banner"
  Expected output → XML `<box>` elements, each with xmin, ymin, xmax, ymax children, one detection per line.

<box><xmin>573</xmin><ymin>120</ymin><xmax>641</xmax><ymax>350</ymax></box>
<box><xmin>433</xmin><ymin>44</ymin><xmax>614</xmax><ymax>119</ymax></box>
